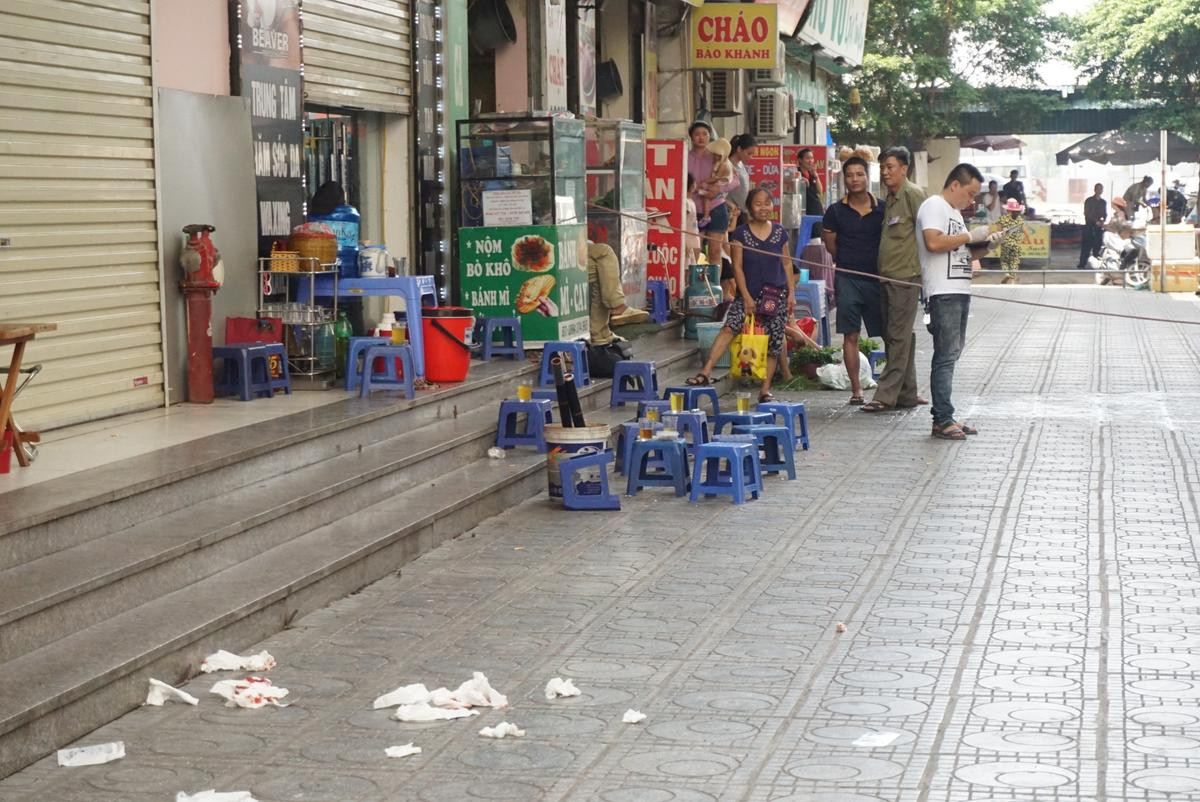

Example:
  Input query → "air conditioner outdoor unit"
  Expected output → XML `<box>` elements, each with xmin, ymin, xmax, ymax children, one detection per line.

<box><xmin>753</xmin><ymin>89</ymin><xmax>793</xmax><ymax>139</ymax></box>
<box><xmin>747</xmin><ymin>41</ymin><xmax>787</xmax><ymax>87</ymax></box>
<box><xmin>709</xmin><ymin>70</ymin><xmax>744</xmax><ymax>115</ymax></box>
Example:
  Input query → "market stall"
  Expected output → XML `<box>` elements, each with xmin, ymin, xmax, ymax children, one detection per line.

<box><xmin>585</xmin><ymin>119</ymin><xmax>648</xmax><ymax>311</ymax></box>
<box><xmin>457</xmin><ymin>115</ymin><xmax>590</xmax><ymax>345</ymax></box>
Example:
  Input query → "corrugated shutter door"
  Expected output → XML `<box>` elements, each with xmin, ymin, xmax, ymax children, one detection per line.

<box><xmin>303</xmin><ymin>0</ymin><xmax>412</xmax><ymax>114</ymax></box>
<box><xmin>0</xmin><ymin>0</ymin><xmax>163</xmax><ymax>430</ymax></box>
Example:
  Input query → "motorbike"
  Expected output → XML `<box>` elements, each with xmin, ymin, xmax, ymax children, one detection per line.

<box><xmin>1088</xmin><ymin>227</ymin><xmax>1150</xmax><ymax>288</ymax></box>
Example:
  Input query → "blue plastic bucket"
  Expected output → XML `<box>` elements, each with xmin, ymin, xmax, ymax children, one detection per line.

<box><xmin>696</xmin><ymin>321</ymin><xmax>730</xmax><ymax>369</ymax></box>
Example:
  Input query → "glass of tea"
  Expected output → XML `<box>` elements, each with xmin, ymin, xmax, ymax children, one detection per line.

<box><xmin>736</xmin><ymin>392</ymin><xmax>751</xmax><ymax>413</ymax></box>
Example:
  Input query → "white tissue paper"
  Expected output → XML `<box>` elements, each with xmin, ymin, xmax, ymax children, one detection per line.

<box><xmin>209</xmin><ymin>677</ymin><xmax>289</xmax><ymax>708</ymax></box>
<box><xmin>448</xmin><ymin>672</ymin><xmax>508</xmax><ymax>709</ymax></box>
<box><xmin>393</xmin><ymin>702</ymin><xmax>479</xmax><ymax>722</ymax></box>
<box><xmin>145</xmin><ymin>678</ymin><xmax>200</xmax><ymax>707</ymax></box>
<box><xmin>622</xmin><ymin>709</ymin><xmax>647</xmax><ymax>724</ymax></box>
<box><xmin>175</xmin><ymin>792</ymin><xmax>258</xmax><ymax>802</ymax></box>
<box><xmin>200</xmin><ymin>650</ymin><xmax>276</xmax><ymax>673</ymax></box>
<box><xmin>479</xmin><ymin>722</ymin><xmax>525</xmax><ymax>739</ymax></box>
<box><xmin>57</xmin><ymin>742</ymin><xmax>125</xmax><ymax>767</ymax></box>
<box><xmin>373</xmin><ymin>683</ymin><xmax>431</xmax><ymax>710</ymax></box>
<box><xmin>544</xmin><ymin>677</ymin><xmax>581</xmax><ymax>700</ymax></box>
<box><xmin>384</xmin><ymin>743</ymin><xmax>422</xmax><ymax>758</ymax></box>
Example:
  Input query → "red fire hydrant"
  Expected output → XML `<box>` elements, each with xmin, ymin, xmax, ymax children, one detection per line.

<box><xmin>179</xmin><ymin>224</ymin><xmax>224</xmax><ymax>404</ymax></box>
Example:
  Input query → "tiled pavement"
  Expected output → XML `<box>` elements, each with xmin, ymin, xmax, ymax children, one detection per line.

<box><xmin>5</xmin><ymin>286</ymin><xmax>1200</xmax><ymax>801</ymax></box>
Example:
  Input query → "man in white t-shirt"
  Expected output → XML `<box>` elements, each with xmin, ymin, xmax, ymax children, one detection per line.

<box><xmin>916</xmin><ymin>162</ymin><xmax>1002</xmax><ymax>441</ymax></box>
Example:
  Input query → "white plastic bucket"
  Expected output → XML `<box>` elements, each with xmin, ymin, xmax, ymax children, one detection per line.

<box><xmin>545</xmin><ymin>424</ymin><xmax>610</xmax><ymax>500</ymax></box>
<box><xmin>696</xmin><ymin>321</ymin><xmax>730</xmax><ymax>369</ymax></box>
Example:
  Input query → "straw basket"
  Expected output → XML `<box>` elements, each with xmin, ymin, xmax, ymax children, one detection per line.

<box><xmin>289</xmin><ymin>228</ymin><xmax>337</xmax><ymax>270</ymax></box>
<box><xmin>268</xmin><ymin>241</ymin><xmax>300</xmax><ymax>272</ymax></box>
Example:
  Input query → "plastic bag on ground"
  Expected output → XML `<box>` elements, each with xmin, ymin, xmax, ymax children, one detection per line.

<box><xmin>373</xmin><ymin>683</ymin><xmax>430</xmax><ymax>709</ymax></box>
<box><xmin>479</xmin><ymin>722</ymin><xmax>525</xmax><ymax>739</ymax></box>
<box><xmin>57</xmin><ymin>742</ymin><xmax>125</xmax><ymax>767</ymax></box>
<box><xmin>385</xmin><ymin>744</ymin><xmax>422</xmax><ymax>758</ymax></box>
<box><xmin>544</xmin><ymin>677</ymin><xmax>581</xmax><ymax>700</ymax></box>
<box><xmin>209</xmin><ymin>677</ymin><xmax>288</xmax><ymax>708</ymax></box>
<box><xmin>176</xmin><ymin>792</ymin><xmax>258</xmax><ymax>802</ymax></box>
<box><xmin>200</xmin><ymin>650</ymin><xmax>276</xmax><ymax>673</ymax></box>
<box><xmin>393</xmin><ymin>702</ymin><xmax>479</xmax><ymax>722</ymax></box>
<box><xmin>622</xmin><ymin>709</ymin><xmax>647</xmax><ymax>724</ymax></box>
<box><xmin>815</xmin><ymin>355</ymin><xmax>877</xmax><ymax>390</ymax></box>
<box><xmin>145</xmin><ymin>678</ymin><xmax>200</xmax><ymax>707</ymax></box>
<box><xmin>445</xmin><ymin>672</ymin><xmax>508</xmax><ymax>709</ymax></box>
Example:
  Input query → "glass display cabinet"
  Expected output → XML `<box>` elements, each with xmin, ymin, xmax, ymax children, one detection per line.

<box><xmin>586</xmin><ymin>119</ymin><xmax>648</xmax><ymax>310</ymax></box>
<box><xmin>456</xmin><ymin>115</ymin><xmax>590</xmax><ymax>346</ymax></box>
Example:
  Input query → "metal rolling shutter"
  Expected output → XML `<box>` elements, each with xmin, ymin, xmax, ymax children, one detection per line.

<box><xmin>0</xmin><ymin>0</ymin><xmax>163</xmax><ymax>430</ymax></box>
<box><xmin>302</xmin><ymin>0</ymin><xmax>413</xmax><ymax>114</ymax></box>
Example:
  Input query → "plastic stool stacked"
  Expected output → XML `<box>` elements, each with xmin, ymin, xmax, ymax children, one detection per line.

<box><xmin>646</xmin><ymin>280</ymin><xmax>670</xmax><ymax>324</ymax></box>
<box><xmin>476</xmin><ymin>317</ymin><xmax>525</xmax><ymax>361</ymax></box>
<box><xmin>539</xmin><ymin>342</ymin><xmax>590</xmax><ymax>386</ymax></box>
<box><xmin>712</xmin><ymin>411</ymin><xmax>773</xmax><ymax>435</ymax></box>
<box><xmin>496</xmin><ymin>399</ymin><xmax>553</xmax><ymax>452</ymax></box>
<box><xmin>732</xmin><ymin>424</ymin><xmax>797</xmax><ymax>480</ymax></box>
<box><xmin>359</xmin><ymin>344</ymin><xmax>416</xmax><ymax>399</ymax></box>
<box><xmin>213</xmin><ymin>343</ymin><xmax>291</xmax><ymax>401</ymax></box>
<box><xmin>345</xmin><ymin>336</ymin><xmax>390</xmax><ymax>390</ymax></box>
<box><xmin>610</xmin><ymin>361</ymin><xmax>658</xmax><ymax>406</ymax></box>
<box><xmin>757</xmin><ymin>401</ymin><xmax>810</xmax><ymax>451</ymax></box>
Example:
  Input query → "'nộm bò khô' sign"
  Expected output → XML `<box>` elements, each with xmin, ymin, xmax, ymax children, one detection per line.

<box><xmin>688</xmin><ymin>3</ymin><xmax>778</xmax><ymax>70</ymax></box>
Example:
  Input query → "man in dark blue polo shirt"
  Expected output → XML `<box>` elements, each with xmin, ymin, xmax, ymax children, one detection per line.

<box><xmin>821</xmin><ymin>156</ymin><xmax>884</xmax><ymax>404</ymax></box>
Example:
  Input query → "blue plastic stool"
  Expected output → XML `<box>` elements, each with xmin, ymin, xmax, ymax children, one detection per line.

<box><xmin>626</xmin><ymin>438</ymin><xmax>689</xmax><ymax>497</ymax></box>
<box><xmin>689</xmin><ymin>441</ymin><xmax>762</xmax><ymax>504</ymax></box>
<box><xmin>496</xmin><ymin>399</ymin><xmax>553</xmax><ymax>452</ymax></box>
<box><xmin>662</xmin><ymin>385</ymin><xmax>720</xmax><ymax>416</ymax></box>
<box><xmin>646</xmin><ymin>280</ymin><xmax>670</xmax><ymax>324</ymax></box>
<box><xmin>531</xmin><ymin>388</ymin><xmax>558</xmax><ymax>404</ymax></box>
<box><xmin>712</xmin><ymin>411</ymin><xmax>773</xmax><ymax>435</ymax></box>
<box><xmin>213</xmin><ymin>345</ymin><xmax>275</xmax><ymax>401</ymax></box>
<box><xmin>539</xmin><ymin>341</ymin><xmax>590</xmax><ymax>387</ymax></box>
<box><xmin>610</xmin><ymin>361</ymin><xmax>659</xmax><ymax>407</ymax></box>
<box><xmin>559</xmin><ymin>450</ymin><xmax>620</xmax><ymax>510</ymax></box>
<box><xmin>256</xmin><ymin>342</ymin><xmax>291</xmax><ymax>395</ymax></box>
<box><xmin>732</xmin><ymin>424</ymin><xmax>797</xmax><ymax>480</ymax></box>
<box><xmin>476</xmin><ymin>317</ymin><xmax>524</xmax><ymax>361</ymax></box>
<box><xmin>616</xmin><ymin>422</ymin><xmax>665</xmax><ymax>475</ymax></box>
<box><xmin>757</xmin><ymin>401</ymin><xmax>810</xmax><ymax>451</ymax></box>
<box><xmin>662</xmin><ymin>411</ymin><xmax>709</xmax><ymax>456</ymax></box>
<box><xmin>636</xmin><ymin>399</ymin><xmax>673</xmax><ymax>419</ymax></box>
<box><xmin>359</xmin><ymin>344</ymin><xmax>416</xmax><ymax>399</ymax></box>
<box><xmin>796</xmin><ymin>214</ymin><xmax>823</xmax><ymax>250</ymax></box>
<box><xmin>868</xmin><ymin>350</ymin><xmax>886</xmax><ymax>380</ymax></box>
<box><xmin>345</xmin><ymin>336</ymin><xmax>390</xmax><ymax>390</ymax></box>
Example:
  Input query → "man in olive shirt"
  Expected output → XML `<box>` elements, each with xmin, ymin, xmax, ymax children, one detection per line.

<box><xmin>862</xmin><ymin>146</ymin><xmax>928</xmax><ymax>412</ymax></box>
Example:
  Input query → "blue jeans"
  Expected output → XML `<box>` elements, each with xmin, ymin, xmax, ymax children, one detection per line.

<box><xmin>928</xmin><ymin>294</ymin><xmax>970</xmax><ymax>427</ymax></box>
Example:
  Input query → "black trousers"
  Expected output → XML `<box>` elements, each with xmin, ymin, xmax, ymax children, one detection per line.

<box><xmin>1078</xmin><ymin>223</ymin><xmax>1102</xmax><ymax>266</ymax></box>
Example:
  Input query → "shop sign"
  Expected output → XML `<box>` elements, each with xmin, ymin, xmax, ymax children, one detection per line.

<box><xmin>482</xmin><ymin>190</ymin><xmax>533</xmax><ymax>227</ymax></box>
<box><xmin>796</xmin><ymin>0</ymin><xmax>869</xmax><ymax>67</ymax></box>
<box><xmin>458</xmin><ymin>224</ymin><xmax>590</xmax><ymax>343</ymax></box>
<box><xmin>645</xmin><ymin>139</ymin><xmax>688</xmax><ymax>297</ymax></box>
<box><xmin>757</xmin><ymin>0</ymin><xmax>813</xmax><ymax>37</ymax></box>
<box><xmin>578</xmin><ymin>7</ymin><xmax>597</xmax><ymax>117</ymax></box>
<box><xmin>234</xmin><ymin>0</ymin><xmax>304</xmax><ymax>257</ymax></box>
<box><xmin>783</xmin><ymin>144</ymin><xmax>829</xmax><ymax>208</ymax></box>
<box><xmin>987</xmin><ymin>221</ymin><xmax>1051</xmax><ymax>260</ymax></box>
<box><xmin>744</xmin><ymin>145</ymin><xmax>783</xmax><ymax>222</ymax></box>
<box><xmin>543</xmin><ymin>0</ymin><xmax>568</xmax><ymax>112</ymax></box>
<box><xmin>688</xmin><ymin>3</ymin><xmax>778</xmax><ymax>70</ymax></box>
<box><xmin>786</xmin><ymin>61</ymin><xmax>828</xmax><ymax>115</ymax></box>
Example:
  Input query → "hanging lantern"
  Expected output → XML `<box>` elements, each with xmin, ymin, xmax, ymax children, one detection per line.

<box><xmin>848</xmin><ymin>87</ymin><xmax>861</xmax><ymax>120</ymax></box>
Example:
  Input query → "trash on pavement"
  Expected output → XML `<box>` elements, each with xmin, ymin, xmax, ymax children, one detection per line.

<box><xmin>487</xmin><ymin>447</ymin><xmax>507</xmax><ymax>459</ymax></box>
<box><xmin>57</xmin><ymin>742</ymin><xmax>125</xmax><ymax>767</ymax></box>
<box><xmin>373</xmin><ymin>683</ymin><xmax>431</xmax><ymax>709</ymax></box>
<box><xmin>209</xmin><ymin>677</ymin><xmax>289</xmax><ymax>708</ymax></box>
<box><xmin>479</xmin><ymin>722</ymin><xmax>524</xmax><ymax>739</ymax></box>
<box><xmin>836</xmin><ymin>622</ymin><xmax>847</xmax><ymax>633</ymax></box>
<box><xmin>393</xmin><ymin>702</ymin><xmax>479</xmax><ymax>722</ymax></box>
<box><xmin>200</xmin><ymin>650</ymin><xmax>276</xmax><ymax>673</ymax></box>
<box><xmin>145</xmin><ymin>678</ymin><xmax>199</xmax><ymax>707</ymax></box>
<box><xmin>622</xmin><ymin>709</ymin><xmax>646</xmax><ymax>724</ymax></box>
<box><xmin>384</xmin><ymin>743</ymin><xmax>422</xmax><ymax>758</ymax></box>
<box><xmin>175</xmin><ymin>791</ymin><xmax>258</xmax><ymax>802</ymax></box>
<box><xmin>544</xmin><ymin>677</ymin><xmax>580</xmax><ymax>700</ymax></box>
<box><xmin>852</xmin><ymin>731</ymin><xmax>901</xmax><ymax>747</ymax></box>
<box><xmin>445</xmin><ymin>672</ymin><xmax>508</xmax><ymax>709</ymax></box>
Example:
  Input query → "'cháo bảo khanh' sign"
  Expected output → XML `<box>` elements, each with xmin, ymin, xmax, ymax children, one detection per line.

<box><xmin>689</xmin><ymin>3</ymin><xmax>778</xmax><ymax>70</ymax></box>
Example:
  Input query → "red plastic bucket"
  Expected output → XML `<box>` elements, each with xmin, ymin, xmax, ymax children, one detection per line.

<box><xmin>421</xmin><ymin>307</ymin><xmax>474</xmax><ymax>383</ymax></box>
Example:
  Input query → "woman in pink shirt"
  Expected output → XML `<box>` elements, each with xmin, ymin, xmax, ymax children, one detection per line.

<box><xmin>688</xmin><ymin>120</ymin><xmax>737</xmax><ymax>266</ymax></box>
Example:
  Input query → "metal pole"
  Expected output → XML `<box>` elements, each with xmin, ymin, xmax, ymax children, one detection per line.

<box><xmin>1160</xmin><ymin>130</ymin><xmax>1168</xmax><ymax>291</ymax></box>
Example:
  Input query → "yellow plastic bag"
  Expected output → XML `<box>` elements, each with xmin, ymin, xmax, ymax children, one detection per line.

<box><xmin>729</xmin><ymin>314</ymin><xmax>769</xmax><ymax>382</ymax></box>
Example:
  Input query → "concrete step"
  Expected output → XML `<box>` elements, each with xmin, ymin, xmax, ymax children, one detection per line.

<box><xmin>0</xmin><ymin>337</ymin><xmax>699</xmax><ymax>665</ymax></box>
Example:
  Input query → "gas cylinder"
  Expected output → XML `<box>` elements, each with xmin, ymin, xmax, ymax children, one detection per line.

<box><xmin>683</xmin><ymin>261</ymin><xmax>721</xmax><ymax>340</ymax></box>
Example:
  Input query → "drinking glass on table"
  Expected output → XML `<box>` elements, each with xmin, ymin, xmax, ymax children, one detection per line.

<box><xmin>516</xmin><ymin>381</ymin><xmax>532</xmax><ymax>402</ymax></box>
<box><xmin>391</xmin><ymin>325</ymin><xmax>407</xmax><ymax>345</ymax></box>
<box><xmin>638</xmin><ymin>417</ymin><xmax>654</xmax><ymax>440</ymax></box>
<box><xmin>646</xmin><ymin>406</ymin><xmax>660</xmax><ymax>423</ymax></box>
<box><xmin>669</xmin><ymin>391</ymin><xmax>685</xmax><ymax>413</ymax></box>
<box><xmin>736</xmin><ymin>391</ymin><xmax>751</xmax><ymax>413</ymax></box>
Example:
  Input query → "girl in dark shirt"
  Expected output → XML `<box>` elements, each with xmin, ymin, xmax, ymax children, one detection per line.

<box><xmin>688</xmin><ymin>188</ymin><xmax>796</xmax><ymax>402</ymax></box>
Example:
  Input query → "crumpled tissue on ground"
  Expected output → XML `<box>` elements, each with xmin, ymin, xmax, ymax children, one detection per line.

<box><xmin>544</xmin><ymin>677</ymin><xmax>581</xmax><ymax>700</ymax></box>
<box><xmin>479</xmin><ymin>722</ymin><xmax>524</xmax><ymax>739</ymax></box>
<box><xmin>622</xmin><ymin>709</ymin><xmax>646</xmax><ymax>724</ymax></box>
<box><xmin>57</xmin><ymin>742</ymin><xmax>125</xmax><ymax>767</ymax></box>
<box><xmin>384</xmin><ymin>743</ymin><xmax>422</xmax><ymax>758</ymax></box>
<box><xmin>487</xmin><ymin>447</ymin><xmax>507</xmax><ymax>459</ymax></box>
<box><xmin>145</xmin><ymin>678</ymin><xmax>199</xmax><ymax>707</ymax></box>
<box><xmin>200</xmin><ymin>650</ymin><xmax>276</xmax><ymax>673</ymax></box>
<box><xmin>175</xmin><ymin>791</ymin><xmax>258</xmax><ymax>802</ymax></box>
<box><xmin>393</xmin><ymin>702</ymin><xmax>479</xmax><ymax>722</ymax></box>
<box><xmin>373</xmin><ymin>683</ymin><xmax>431</xmax><ymax>709</ymax></box>
<box><xmin>209</xmin><ymin>677</ymin><xmax>289</xmax><ymax>708</ymax></box>
<box><xmin>446</xmin><ymin>672</ymin><xmax>508</xmax><ymax>709</ymax></box>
